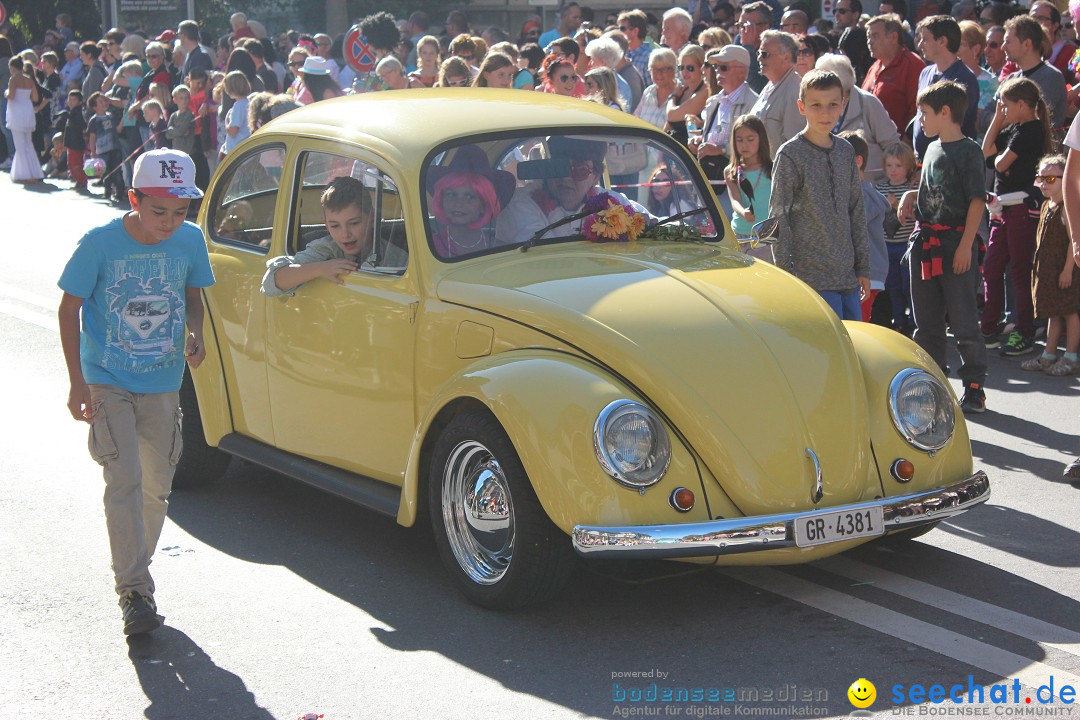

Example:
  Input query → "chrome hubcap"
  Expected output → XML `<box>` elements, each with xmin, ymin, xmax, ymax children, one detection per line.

<box><xmin>441</xmin><ymin>440</ymin><xmax>514</xmax><ymax>585</ymax></box>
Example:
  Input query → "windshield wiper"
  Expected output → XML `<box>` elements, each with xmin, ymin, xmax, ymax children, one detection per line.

<box><xmin>653</xmin><ymin>206</ymin><xmax>709</xmax><ymax>228</ymax></box>
<box><xmin>519</xmin><ymin>208</ymin><xmax>592</xmax><ymax>252</ymax></box>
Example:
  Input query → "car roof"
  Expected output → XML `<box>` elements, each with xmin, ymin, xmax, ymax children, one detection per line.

<box><xmin>261</xmin><ymin>89</ymin><xmax>657</xmax><ymax>171</ymax></box>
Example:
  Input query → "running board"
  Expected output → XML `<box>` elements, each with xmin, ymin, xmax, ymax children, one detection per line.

<box><xmin>217</xmin><ymin>433</ymin><xmax>401</xmax><ymax>518</ymax></box>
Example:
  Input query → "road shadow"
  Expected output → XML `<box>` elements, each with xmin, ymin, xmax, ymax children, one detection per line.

<box><xmin>937</xmin><ymin>501</ymin><xmax>1080</xmax><ymax>568</ymax></box>
<box><xmin>165</xmin><ymin>459</ymin><xmax>1080</xmax><ymax>718</ymax></box>
<box><xmin>19</xmin><ymin>180</ymin><xmax>61</xmax><ymax>193</ymax></box>
<box><xmin>127</xmin><ymin>625</ymin><xmax>275</xmax><ymax>719</ymax></box>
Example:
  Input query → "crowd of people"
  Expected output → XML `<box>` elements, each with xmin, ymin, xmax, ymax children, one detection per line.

<box><xmin>5</xmin><ymin>3</ymin><xmax>1080</xmax><ymax>406</ymax></box>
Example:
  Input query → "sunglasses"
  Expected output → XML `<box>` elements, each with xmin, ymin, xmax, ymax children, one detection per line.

<box><xmin>618</xmin><ymin>25</ymin><xmax>631</xmax><ymax>32</ymax></box>
<box><xmin>568</xmin><ymin>160</ymin><xmax>595</xmax><ymax>180</ymax></box>
<box><xmin>1035</xmin><ymin>174</ymin><xmax>1062</xmax><ymax>184</ymax></box>
<box><xmin>678</xmin><ymin>64</ymin><xmax>698</xmax><ymax>72</ymax></box>
<box><xmin>556</xmin><ymin>73</ymin><xmax>578</xmax><ymax>83</ymax></box>
<box><xmin>709</xmin><ymin>63</ymin><xmax>732</xmax><ymax>71</ymax></box>
<box><xmin>445</xmin><ymin>77</ymin><xmax>469</xmax><ymax>87</ymax></box>
<box><xmin>757</xmin><ymin>51</ymin><xmax>775</xmax><ymax>59</ymax></box>
<box><xmin>147</xmin><ymin>54</ymin><xmax>163</xmax><ymax>59</ymax></box>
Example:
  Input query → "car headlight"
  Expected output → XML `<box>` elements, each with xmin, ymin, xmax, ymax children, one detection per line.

<box><xmin>593</xmin><ymin>400</ymin><xmax>671</xmax><ymax>489</ymax></box>
<box><xmin>888</xmin><ymin>369</ymin><xmax>954</xmax><ymax>452</ymax></box>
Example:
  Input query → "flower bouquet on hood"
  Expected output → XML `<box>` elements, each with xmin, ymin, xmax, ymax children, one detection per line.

<box><xmin>582</xmin><ymin>192</ymin><xmax>647</xmax><ymax>243</ymax></box>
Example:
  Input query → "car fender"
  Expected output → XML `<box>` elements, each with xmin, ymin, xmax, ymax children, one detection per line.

<box><xmin>397</xmin><ymin>349</ymin><xmax>718</xmax><ymax>533</ymax></box>
<box><xmin>845</xmin><ymin>322</ymin><xmax>974</xmax><ymax>495</ymax></box>
<box><xmin>188</xmin><ymin>292</ymin><xmax>233</xmax><ymax>446</ymax></box>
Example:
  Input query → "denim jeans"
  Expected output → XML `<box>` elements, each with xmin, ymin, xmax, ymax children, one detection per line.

<box><xmin>818</xmin><ymin>289</ymin><xmax>863</xmax><ymax>320</ymax></box>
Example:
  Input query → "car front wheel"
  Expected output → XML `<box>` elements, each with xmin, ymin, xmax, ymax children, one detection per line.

<box><xmin>173</xmin><ymin>369</ymin><xmax>231</xmax><ymax>489</ymax></box>
<box><xmin>429</xmin><ymin>412</ymin><xmax>575</xmax><ymax>609</ymax></box>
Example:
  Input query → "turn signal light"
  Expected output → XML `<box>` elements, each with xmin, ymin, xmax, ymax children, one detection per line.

<box><xmin>890</xmin><ymin>459</ymin><xmax>915</xmax><ymax>482</ymax></box>
<box><xmin>670</xmin><ymin>487</ymin><xmax>695</xmax><ymax>512</ymax></box>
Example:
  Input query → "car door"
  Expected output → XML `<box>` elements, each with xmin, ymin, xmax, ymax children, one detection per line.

<box><xmin>263</xmin><ymin>143</ymin><xmax>418</xmax><ymax>485</ymax></box>
<box><xmin>204</xmin><ymin>141</ymin><xmax>288</xmax><ymax>443</ymax></box>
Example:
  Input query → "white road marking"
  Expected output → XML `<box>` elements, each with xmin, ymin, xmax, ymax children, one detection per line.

<box><xmin>0</xmin><ymin>281</ymin><xmax>58</xmax><ymax>310</ymax></box>
<box><xmin>816</xmin><ymin>556</ymin><xmax>1080</xmax><ymax>659</ymax></box>
<box><xmin>723</xmin><ymin>566</ymin><xmax>1080</xmax><ymax>692</ymax></box>
<box><xmin>0</xmin><ymin>301</ymin><xmax>57</xmax><ymax>333</ymax></box>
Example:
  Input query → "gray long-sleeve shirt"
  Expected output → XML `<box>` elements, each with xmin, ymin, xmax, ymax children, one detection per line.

<box><xmin>769</xmin><ymin>133</ymin><xmax>869</xmax><ymax>293</ymax></box>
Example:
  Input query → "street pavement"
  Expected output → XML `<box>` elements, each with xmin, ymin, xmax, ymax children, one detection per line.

<box><xmin>1</xmin><ymin>173</ymin><xmax>1078</xmax><ymax>720</ymax></box>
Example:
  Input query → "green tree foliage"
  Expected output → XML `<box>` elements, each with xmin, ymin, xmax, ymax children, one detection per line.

<box><xmin>3</xmin><ymin>0</ymin><xmax>101</xmax><ymax>48</ymax></box>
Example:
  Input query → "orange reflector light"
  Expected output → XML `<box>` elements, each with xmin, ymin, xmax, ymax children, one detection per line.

<box><xmin>670</xmin><ymin>487</ymin><xmax>695</xmax><ymax>512</ymax></box>
<box><xmin>891</xmin><ymin>459</ymin><xmax>915</xmax><ymax>482</ymax></box>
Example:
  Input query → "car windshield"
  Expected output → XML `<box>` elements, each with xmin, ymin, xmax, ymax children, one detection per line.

<box><xmin>423</xmin><ymin>132</ymin><xmax>722</xmax><ymax>261</ymax></box>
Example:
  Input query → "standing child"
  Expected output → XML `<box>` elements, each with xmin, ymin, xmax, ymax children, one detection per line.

<box><xmin>898</xmin><ymin>79</ymin><xmax>988</xmax><ymax>413</ymax></box>
<box><xmin>141</xmin><ymin>99</ymin><xmax>168</xmax><ymax>149</ymax></box>
<box><xmin>63</xmin><ymin>89</ymin><xmax>88</xmax><ymax>191</ymax></box>
<box><xmin>166</xmin><ymin>85</ymin><xmax>196</xmax><ymax>157</ymax></box>
<box><xmin>57</xmin><ymin>149</ymin><xmax>213</xmax><ymax>636</ymax></box>
<box><xmin>219</xmin><ymin>70</ymin><xmax>251</xmax><ymax>158</ymax></box>
<box><xmin>724</xmin><ymin>114</ymin><xmax>773</xmax><ymax>241</ymax></box>
<box><xmin>769</xmin><ymin>70</ymin><xmax>869</xmax><ymax>319</ymax></box>
<box><xmin>875</xmin><ymin>142</ymin><xmax>920</xmax><ymax>334</ymax></box>
<box><xmin>840</xmin><ymin>131</ymin><xmax>891</xmax><ymax>323</ymax></box>
<box><xmin>86</xmin><ymin>91</ymin><xmax>125</xmax><ymax>202</ymax></box>
<box><xmin>980</xmin><ymin>76</ymin><xmax>1052</xmax><ymax>356</ymax></box>
<box><xmin>1020</xmin><ymin>155</ymin><xmax>1080</xmax><ymax>375</ymax></box>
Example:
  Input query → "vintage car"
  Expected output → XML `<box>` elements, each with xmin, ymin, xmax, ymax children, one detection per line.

<box><xmin>179</xmin><ymin>90</ymin><xmax>990</xmax><ymax>609</ymax></box>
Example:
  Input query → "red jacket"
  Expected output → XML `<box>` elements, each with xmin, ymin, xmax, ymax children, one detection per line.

<box><xmin>862</xmin><ymin>47</ymin><xmax>925</xmax><ymax>136</ymax></box>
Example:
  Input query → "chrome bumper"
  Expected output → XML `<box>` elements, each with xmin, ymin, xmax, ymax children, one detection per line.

<box><xmin>572</xmin><ymin>471</ymin><xmax>989</xmax><ymax>559</ymax></box>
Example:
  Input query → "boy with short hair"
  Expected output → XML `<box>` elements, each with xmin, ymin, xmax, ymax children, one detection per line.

<box><xmin>58</xmin><ymin>149</ymin><xmax>213</xmax><ymax>635</ymax></box>
<box><xmin>839</xmin><ymin>130</ymin><xmax>890</xmax><ymax>323</ymax></box>
<box><xmin>898</xmin><ymin>79</ymin><xmax>988</xmax><ymax>413</ymax></box>
<box><xmin>86</xmin><ymin>91</ymin><xmax>124</xmax><ymax>202</ymax></box>
<box><xmin>261</xmin><ymin>176</ymin><xmax>407</xmax><ymax>295</ymax></box>
<box><xmin>769</xmin><ymin>69</ymin><xmax>870</xmax><ymax>320</ymax></box>
<box><xmin>63</xmin><ymin>90</ymin><xmax>88</xmax><ymax>191</ymax></box>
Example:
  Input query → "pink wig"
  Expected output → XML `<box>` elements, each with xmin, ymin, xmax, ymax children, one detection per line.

<box><xmin>432</xmin><ymin>172</ymin><xmax>501</xmax><ymax>230</ymax></box>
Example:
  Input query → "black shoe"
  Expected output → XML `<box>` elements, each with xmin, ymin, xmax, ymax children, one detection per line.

<box><xmin>122</xmin><ymin>592</ymin><xmax>163</xmax><ymax>635</ymax></box>
<box><xmin>960</xmin><ymin>383</ymin><xmax>986</xmax><ymax>414</ymax></box>
<box><xmin>981</xmin><ymin>331</ymin><xmax>1001</xmax><ymax>349</ymax></box>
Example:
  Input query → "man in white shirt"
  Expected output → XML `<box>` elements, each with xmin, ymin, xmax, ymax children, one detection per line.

<box><xmin>661</xmin><ymin>8</ymin><xmax>694</xmax><ymax>57</ymax></box>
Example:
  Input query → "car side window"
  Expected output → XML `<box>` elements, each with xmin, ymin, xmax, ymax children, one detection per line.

<box><xmin>209</xmin><ymin>145</ymin><xmax>285</xmax><ymax>251</ymax></box>
<box><xmin>293</xmin><ymin>151</ymin><xmax>408</xmax><ymax>275</ymax></box>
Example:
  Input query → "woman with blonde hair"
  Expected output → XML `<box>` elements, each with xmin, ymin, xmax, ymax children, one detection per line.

<box><xmin>584</xmin><ymin>67</ymin><xmax>623</xmax><ymax>110</ymax></box>
<box><xmin>697</xmin><ymin>27</ymin><xmax>732</xmax><ymax>52</ymax></box>
<box><xmin>409</xmin><ymin>35</ymin><xmax>441</xmax><ymax>88</ymax></box>
<box><xmin>666</xmin><ymin>44</ymin><xmax>708</xmax><ymax>146</ymax></box>
<box><xmin>473</xmin><ymin>52</ymin><xmax>515</xmax><ymax>88</ymax></box>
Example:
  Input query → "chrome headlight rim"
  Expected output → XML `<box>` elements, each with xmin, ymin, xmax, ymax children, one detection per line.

<box><xmin>888</xmin><ymin>368</ymin><xmax>955</xmax><ymax>453</ymax></box>
<box><xmin>593</xmin><ymin>400</ymin><xmax>672</xmax><ymax>490</ymax></box>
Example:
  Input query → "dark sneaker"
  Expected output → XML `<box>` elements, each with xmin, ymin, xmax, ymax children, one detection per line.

<box><xmin>981</xmin><ymin>331</ymin><xmax>1001</xmax><ymax>349</ymax></box>
<box><xmin>960</xmin><ymin>383</ymin><xmax>986</xmax><ymax>414</ymax></box>
<box><xmin>122</xmin><ymin>592</ymin><xmax>163</xmax><ymax>635</ymax></box>
<box><xmin>1001</xmin><ymin>332</ymin><xmax>1034</xmax><ymax>356</ymax></box>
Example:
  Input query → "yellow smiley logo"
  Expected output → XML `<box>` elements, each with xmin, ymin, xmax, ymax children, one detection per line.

<box><xmin>848</xmin><ymin>678</ymin><xmax>876</xmax><ymax>709</ymax></box>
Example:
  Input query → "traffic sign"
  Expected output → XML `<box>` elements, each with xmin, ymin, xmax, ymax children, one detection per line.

<box><xmin>344</xmin><ymin>24</ymin><xmax>378</xmax><ymax>73</ymax></box>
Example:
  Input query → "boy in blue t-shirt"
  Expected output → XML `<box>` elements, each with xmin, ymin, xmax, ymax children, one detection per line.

<box><xmin>58</xmin><ymin>149</ymin><xmax>213</xmax><ymax>636</ymax></box>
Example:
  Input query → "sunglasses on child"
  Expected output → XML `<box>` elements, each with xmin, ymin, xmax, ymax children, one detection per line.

<box><xmin>678</xmin><ymin>64</ymin><xmax>698</xmax><ymax>72</ymax></box>
<box><xmin>1035</xmin><ymin>174</ymin><xmax>1062</xmax><ymax>184</ymax></box>
<box><xmin>555</xmin><ymin>72</ymin><xmax>579</xmax><ymax>83</ymax></box>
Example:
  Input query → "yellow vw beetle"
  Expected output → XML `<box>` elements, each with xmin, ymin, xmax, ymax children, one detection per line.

<box><xmin>179</xmin><ymin>90</ymin><xmax>989</xmax><ymax>608</ymax></box>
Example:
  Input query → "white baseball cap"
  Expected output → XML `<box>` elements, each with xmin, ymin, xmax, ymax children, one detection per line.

<box><xmin>132</xmin><ymin>148</ymin><xmax>203</xmax><ymax>199</ymax></box>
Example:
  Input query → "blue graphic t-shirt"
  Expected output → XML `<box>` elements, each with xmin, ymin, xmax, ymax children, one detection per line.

<box><xmin>58</xmin><ymin>217</ymin><xmax>215</xmax><ymax>393</ymax></box>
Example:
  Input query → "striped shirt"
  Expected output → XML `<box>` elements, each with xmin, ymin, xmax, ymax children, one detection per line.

<box><xmin>874</xmin><ymin>178</ymin><xmax>919</xmax><ymax>244</ymax></box>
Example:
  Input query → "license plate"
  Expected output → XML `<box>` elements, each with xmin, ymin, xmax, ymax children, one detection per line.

<box><xmin>794</xmin><ymin>506</ymin><xmax>884</xmax><ymax>547</ymax></box>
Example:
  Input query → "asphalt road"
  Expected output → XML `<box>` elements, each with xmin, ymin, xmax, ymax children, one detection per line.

<box><xmin>1</xmin><ymin>173</ymin><xmax>1078</xmax><ymax>720</ymax></box>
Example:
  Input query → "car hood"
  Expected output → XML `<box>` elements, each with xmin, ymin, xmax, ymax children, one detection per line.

<box><xmin>435</xmin><ymin>243</ymin><xmax>881</xmax><ymax>516</ymax></box>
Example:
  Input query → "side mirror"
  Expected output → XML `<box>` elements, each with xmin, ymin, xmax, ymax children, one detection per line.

<box><xmin>750</xmin><ymin>217</ymin><xmax>779</xmax><ymax>246</ymax></box>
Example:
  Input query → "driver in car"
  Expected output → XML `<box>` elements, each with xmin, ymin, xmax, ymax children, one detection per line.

<box><xmin>495</xmin><ymin>136</ymin><xmax>657</xmax><ymax>243</ymax></box>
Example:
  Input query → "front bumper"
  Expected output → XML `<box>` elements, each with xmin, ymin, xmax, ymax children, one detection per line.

<box><xmin>572</xmin><ymin>471</ymin><xmax>989</xmax><ymax>558</ymax></box>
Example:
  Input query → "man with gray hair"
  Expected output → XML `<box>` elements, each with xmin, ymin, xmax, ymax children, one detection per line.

<box><xmin>661</xmin><ymin>7</ymin><xmax>693</xmax><ymax>56</ymax></box>
<box><xmin>376</xmin><ymin>56</ymin><xmax>409</xmax><ymax>89</ymax></box>
<box><xmin>586</xmin><ymin>36</ymin><xmax>633</xmax><ymax>109</ymax></box>
<box><xmin>230</xmin><ymin>12</ymin><xmax>256</xmax><ymax>42</ymax></box>
<box><xmin>60</xmin><ymin>41</ymin><xmax>85</xmax><ymax>89</ymax></box>
<box><xmin>749</xmin><ymin>30</ymin><xmax>803</xmax><ymax>156</ymax></box>
<box><xmin>737</xmin><ymin>1</ymin><xmax>773</xmax><ymax>92</ymax></box>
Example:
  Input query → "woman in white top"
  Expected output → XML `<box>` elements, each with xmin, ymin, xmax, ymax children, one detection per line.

<box><xmin>633</xmin><ymin>48</ymin><xmax>677</xmax><ymax>129</ymax></box>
